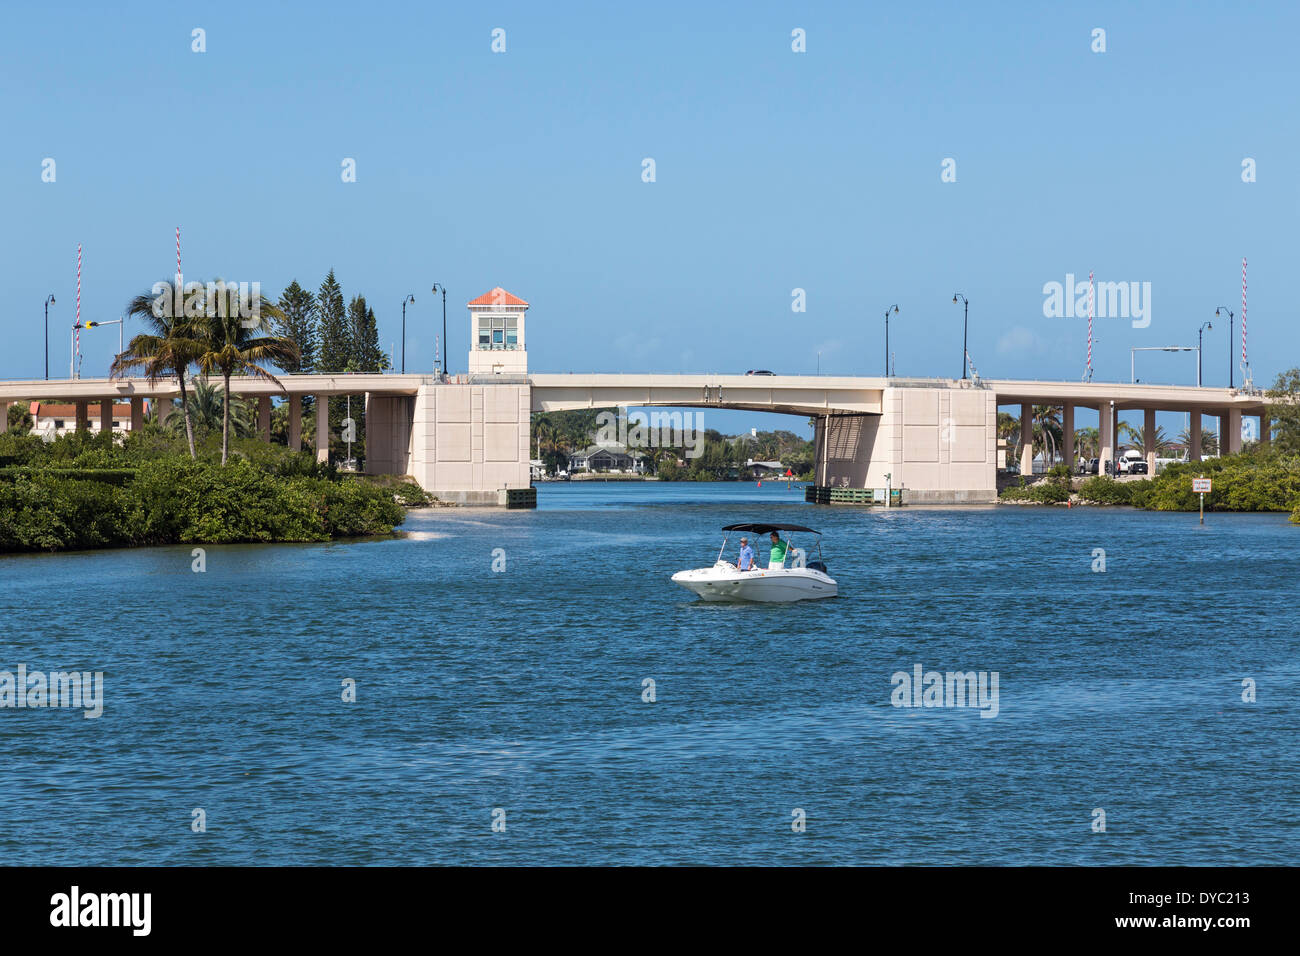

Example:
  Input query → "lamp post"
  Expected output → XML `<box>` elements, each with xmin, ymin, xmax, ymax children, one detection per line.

<box><xmin>882</xmin><ymin>304</ymin><xmax>899</xmax><ymax>377</ymax></box>
<box><xmin>1214</xmin><ymin>307</ymin><xmax>1234</xmax><ymax>388</ymax></box>
<box><xmin>952</xmin><ymin>293</ymin><xmax>969</xmax><ymax>380</ymax></box>
<box><xmin>44</xmin><ymin>295</ymin><xmax>55</xmax><ymax>380</ymax></box>
<box><xmin>1197</xmin><ymin>320</ymin><xmax>1213</xmax><ymax>387</ymax></box>
<box><xmin>400</xmin><ymin>294</ymin><xmax>415</xmax><ymax>373</ymax></box>
<box><xmin>431</xmin><ymin>283</ymin><xmax>448</xmax><ymax>380</ymax></box>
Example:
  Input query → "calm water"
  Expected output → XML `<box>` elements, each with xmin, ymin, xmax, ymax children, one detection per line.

<box><xmin>1</xmin><ymin>481</ymin><xmax>1296</xmax><ymax>865</ymax></box>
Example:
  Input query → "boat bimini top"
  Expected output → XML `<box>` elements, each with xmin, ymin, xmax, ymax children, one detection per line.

<box><xmin>716</xmin><ymin>523</ymin><xmax>827</xmax><ymax>571</ymax></box>
<box><xmin>721</xmin><ymin>523</ymin><xmax>821</xmax><ymax>534</ymax></box>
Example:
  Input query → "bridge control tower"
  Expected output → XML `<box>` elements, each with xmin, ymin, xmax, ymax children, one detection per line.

<box><xmin>467</xmin><ymin>287</ymin><xmax>528</xmax><ymax>377</ymax></box>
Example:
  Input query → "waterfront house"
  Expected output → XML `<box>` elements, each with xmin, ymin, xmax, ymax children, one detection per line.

<box><xmin>567</xmin><ymin>442</ymin><xmax>648</xmax><ymax>474</ymax></box>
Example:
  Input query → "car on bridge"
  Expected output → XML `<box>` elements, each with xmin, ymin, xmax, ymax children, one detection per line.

<box><xmin>745</xmin><ymin>370</ymin><xmax>775</xmax><ymax>376</ymax></box>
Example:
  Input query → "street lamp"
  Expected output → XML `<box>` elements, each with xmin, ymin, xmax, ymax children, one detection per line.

<box><xmin>883</xmin><ymin>304</ymin><xmax>899</xmax><ymax>377</ymax></box>
<box><xmin>1197</xmin><ymin>320</ymin><xmax>1212</xmax><ymax>387</ymax></box>
<box><xmin>1214</xmin><ymin>307</ymin><xmax>1234</xmax><ymax>388</ymax></box>
<box><xmin>71</xmin><ymin>318</ymin><xmax>124</xmax><ymax>378</ymax></box>
<box><xmin>952</xmin><ymin>293</ymin><xmax>969</xmax><ymax>379</ymax></box>
<box><xmin>81</xmin><ymin>318</ymin><xmax>124</xmax><ymax>356</ymax></box>
<box><xmin>44</xmin><ymin>294</ymin><xmax>55</xmax><ymax>380</ymax></box>
<box><xmin>400</xmin><ymin>294</ymin><xmax>415</xmax><ymax>373</ymax></box>
<box><xmin>431</xmin><ymin>283</ymin><xmax>448</xmax><ymax>380</ymax></box>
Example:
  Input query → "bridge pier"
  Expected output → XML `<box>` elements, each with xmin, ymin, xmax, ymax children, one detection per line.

<box><xmin>314</xmin><ymin>394</ymin><xmax>329</xmax><ymax>464</ymax></box>
<box><xmin>1190</xmin><ymin>409</ymin><xmax>1202</xmax><ymax>461</ymax></box>
<box><xmin>409</xmin><ymin>381</ymin><xmax>532</xmax><ymax>505</ymax></box>
<box><xmin>1098</xmin><ymin>404</ymin><xmax>1113</xmax><ymax>474</ymax></box>
<box><xmin>75</xmin><ymin>400</ymin><xmax>88</xmax><ymax>432</ymax></box>
<box><xmin>1019</xmin><ymin>403</ymin><xmax>1034</xmax><ymax>475</ymax></box>
<box><xmin>257</xmin><ymin>396</ymin><xmax>271</xmax><ymax>441</ymax></box>
<box><xmin>1224</xmin><ymin>407</ymin><xmax>1242</xmax><ymax>455</ymax></box>
<box><xmin>811</xmin><ymin>385</ymin><xmax>998</xmax><ymax>503</ymax></box>
<box><xmin>288</xmin><ymin>394</ymin><xmax>302</xmax><ymax>452</ymax></box>
<box><xmin>131</xmin><ymin>397</ymin><xmax>144</xmax><ymax>431</ymax></box>
<box><xmin>1063</xmin><ymin>402</ymin><xmax>1075</xmax><ymax>470</ymax></box>
<box><xmin>1144</xmin><ymin>407</ymin><xmax>1157</xmax><ymax>474</ymax></box>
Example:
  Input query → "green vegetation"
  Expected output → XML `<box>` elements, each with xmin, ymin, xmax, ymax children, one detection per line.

<box><xmin>0</xmin><ymin>429</ymin><xmax>405</xmax><ymax>553</ymax></box>
<box><xmin>1024</xmin><ymin>452</ymin><xmax>1300</xmax><ymax>522</ymax></box>
<box><xmin>1132</xmin><ymin>453</ymin><xmax>1300</xmax><ymax>515</ymax></box>
<box><xmin>7</xmin><ymin>403</ymin><xmax>34</xmax><ymax>434</ymax></box>
<box><xmin>1077</xmin><ymin>476</ymin><xmax>1137</xmax><ymax>505</ymax></box>
<box><xmin>999</xmin><ymin>471</ymin><xmax>1070</xmax><ymax>504</ymax></box>
<box><xmin>1266</xmin><ymin>368</ymin><xmax>1300</xmax><ymax>454</ymax></box>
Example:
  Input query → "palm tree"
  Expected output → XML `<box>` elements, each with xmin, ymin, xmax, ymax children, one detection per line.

<box><xmin>997</xmin><ymin>411</ymin><xmax>1020</xmax><ymax>464</ymax></box>
<box><xmin>1033</xmin><ymin>405</ymin><xmax>1063</xmax><ymax>468</ymax></box>
<box><xmin>193</xmin><ymin>283</ymin><xmax>296</xmax><ymax>464</ymax></box>
<box><xmin>183</xmin><ymin>379</ymin><xmax>255</xmax><ymax>438</ymax></box>
<box><xmin>112</xmin><ymin>281</ymin><xmax>206</xmax><ymax>458</ymax></box>
<box><xmin>1121</xmin><ymin>423</ymin><xmax>1172</xmax><ymax>455</ymax></box>
<box><xmin>1075</xmin><ymin>426</ymin><xmax>1100</xmax><ymax>460</ymax></box>
<box><xmin>1177</xmin><ymin>426</ymin><xmax>1219</xmax><ymax>456</ymax></box>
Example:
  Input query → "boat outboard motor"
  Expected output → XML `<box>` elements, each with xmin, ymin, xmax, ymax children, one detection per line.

<box><xmin>807</xmin><ymin>560</ymin><xmax>828</xmax><ymax>573</ymax></box>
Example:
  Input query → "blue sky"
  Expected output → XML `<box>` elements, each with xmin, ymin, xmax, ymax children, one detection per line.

<box><xmin>3</xmin><ymin>1</ymin><xmax>1296</xmax><ymax>434</ymax></box>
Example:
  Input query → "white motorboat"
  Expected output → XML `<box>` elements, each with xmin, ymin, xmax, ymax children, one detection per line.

<box><xmin>671</xmin><ymin>523</ymin><xmax>838</xmax><ymax>602</ymax></box>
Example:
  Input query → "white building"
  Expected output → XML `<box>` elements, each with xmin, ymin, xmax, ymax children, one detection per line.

<box><xmin>25</xmin><ymin>401</ymin><xmax>138</xmax><ymax>439</ymax></box>
<box><xmin>468</xmin><ymin>287</ymin><xmax>528</xmax><ymax>378</ymax></box>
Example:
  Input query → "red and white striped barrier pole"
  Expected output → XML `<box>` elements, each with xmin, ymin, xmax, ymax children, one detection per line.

<box><xmin>1241</xmin><ymin>256</ymin><xmax>1249</xmax><ymax>384</ymax></box>
<box><xmin>74</xmin><ymin>243</ymin><xmax>81</xmax><ymax>378</ymax></box>
<box><xmin>1086</xmin><ymin>270</ymin><xmax>1094</xmax><ymax>381</ymax></box>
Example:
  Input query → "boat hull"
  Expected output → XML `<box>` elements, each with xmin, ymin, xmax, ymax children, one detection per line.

<box><xmin>671</xmin><ymin>564</ymin><xmax>837</xmax><ymax>602</ymax></box>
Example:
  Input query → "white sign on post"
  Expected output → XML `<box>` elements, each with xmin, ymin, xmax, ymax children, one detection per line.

<box><xmin>1193</xmin><ymin>478</ymin><xmax>1211</xmax><ymax>493</ymax></box>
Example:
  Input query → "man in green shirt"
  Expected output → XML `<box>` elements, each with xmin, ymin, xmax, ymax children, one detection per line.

<box><xmin>768</xmin><ymin>530</ymin><xmax>789</xmax><ymax>569</ymax></box>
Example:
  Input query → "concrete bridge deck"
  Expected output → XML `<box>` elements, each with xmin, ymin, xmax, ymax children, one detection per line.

<box><xmin>0</xmin><ymin>372</ymin><xmax>1274</xmax><ymax>505</ymax></box>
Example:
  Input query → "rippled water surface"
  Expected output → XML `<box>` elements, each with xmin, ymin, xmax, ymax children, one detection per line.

<box><xmin>1</xmin><ymin>482</ymin><xmax>1296</xmax><ymax>864</ymax></box>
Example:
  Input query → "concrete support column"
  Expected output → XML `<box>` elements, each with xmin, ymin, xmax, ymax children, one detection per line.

<box><xmin>1190</xmin><ymin>409</ymin><xmax>1202</xmax><ymax>461</ymax></box>
<box><xmin>75</xmin><ymin>400</ymin><xmax>89</xmax><ymax>432</ymax></box>
<box><xmin>130</xmin><ymin>397</ymin><xmax>144</xmax><ymax>431</ymax></box>
<box><xmin>1063</xmin><ymin>402</ymin><xmax>1075</xmax><ymax>470</ymax></box>
<box><xmin>1224</xmin><ymin>407</ymin><xmax>1242</xmax><ymax>455</ymax></box>
<box><xmin>288</xmin><ymin>394</ymin><xmax>302</xmax><ymax>451</ymax></box>
<box><xmin>1020</xmin><ymin>403</ymin><xmax>1034</xmax><ymax>475</ymax></box>
<box><xmin>314</xmin><ymin>394</ymin><xmax>329</xmax><ymax>464</ymax></box>
<box><xmin>1098</xmin><ymin>405</ymin><xmax>1113</xmax><ymax>474</ymax></box>
<box><xmin>258</xmin><ymin>396</ymin><xmax>271</xmax><ymax>442</ymax></box>
<box><xmin>1260</xmin><ymin>411</ymin><xmax>1271</xmax><ymax>446</ymax></box>
<box><xmin>99</xmin><ymin>400</ymin><xmax>113</xmax><ymax>434</ymax></box>
<box><xmin>1144</xmin><ymin>407</ymin><xmax>1157</xmax><ymax>474</ymax></box>
<box><xmin>0</xmin><ymin>401</ymin><xmax>11</xmax><ymax>430</ymax></box>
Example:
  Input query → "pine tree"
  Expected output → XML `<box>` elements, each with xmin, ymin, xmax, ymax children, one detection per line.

<box><xmin>316</xmin><ymin>270</ymin><xmax>349</xmax><ymax>374</ymax></box>
<box><xmin>275</xmin><ymin>280</ymin><xmax>317</xmax><ymax>373</ymax></box>
<box><xmin>345</xmin><ymin>295</ymin><xmax>388</xmax><ymax>371</ymax></box>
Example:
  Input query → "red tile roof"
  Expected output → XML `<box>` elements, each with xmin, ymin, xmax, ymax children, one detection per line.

<box><xmin>467</xmin><ymin>287</ymin><xmax>528</xmax><ymax>308</ymax></box>
<box><xmin>28</xmin><ymin>401</ymin><xmax>136</xmax><ymax>418</ymax></box>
